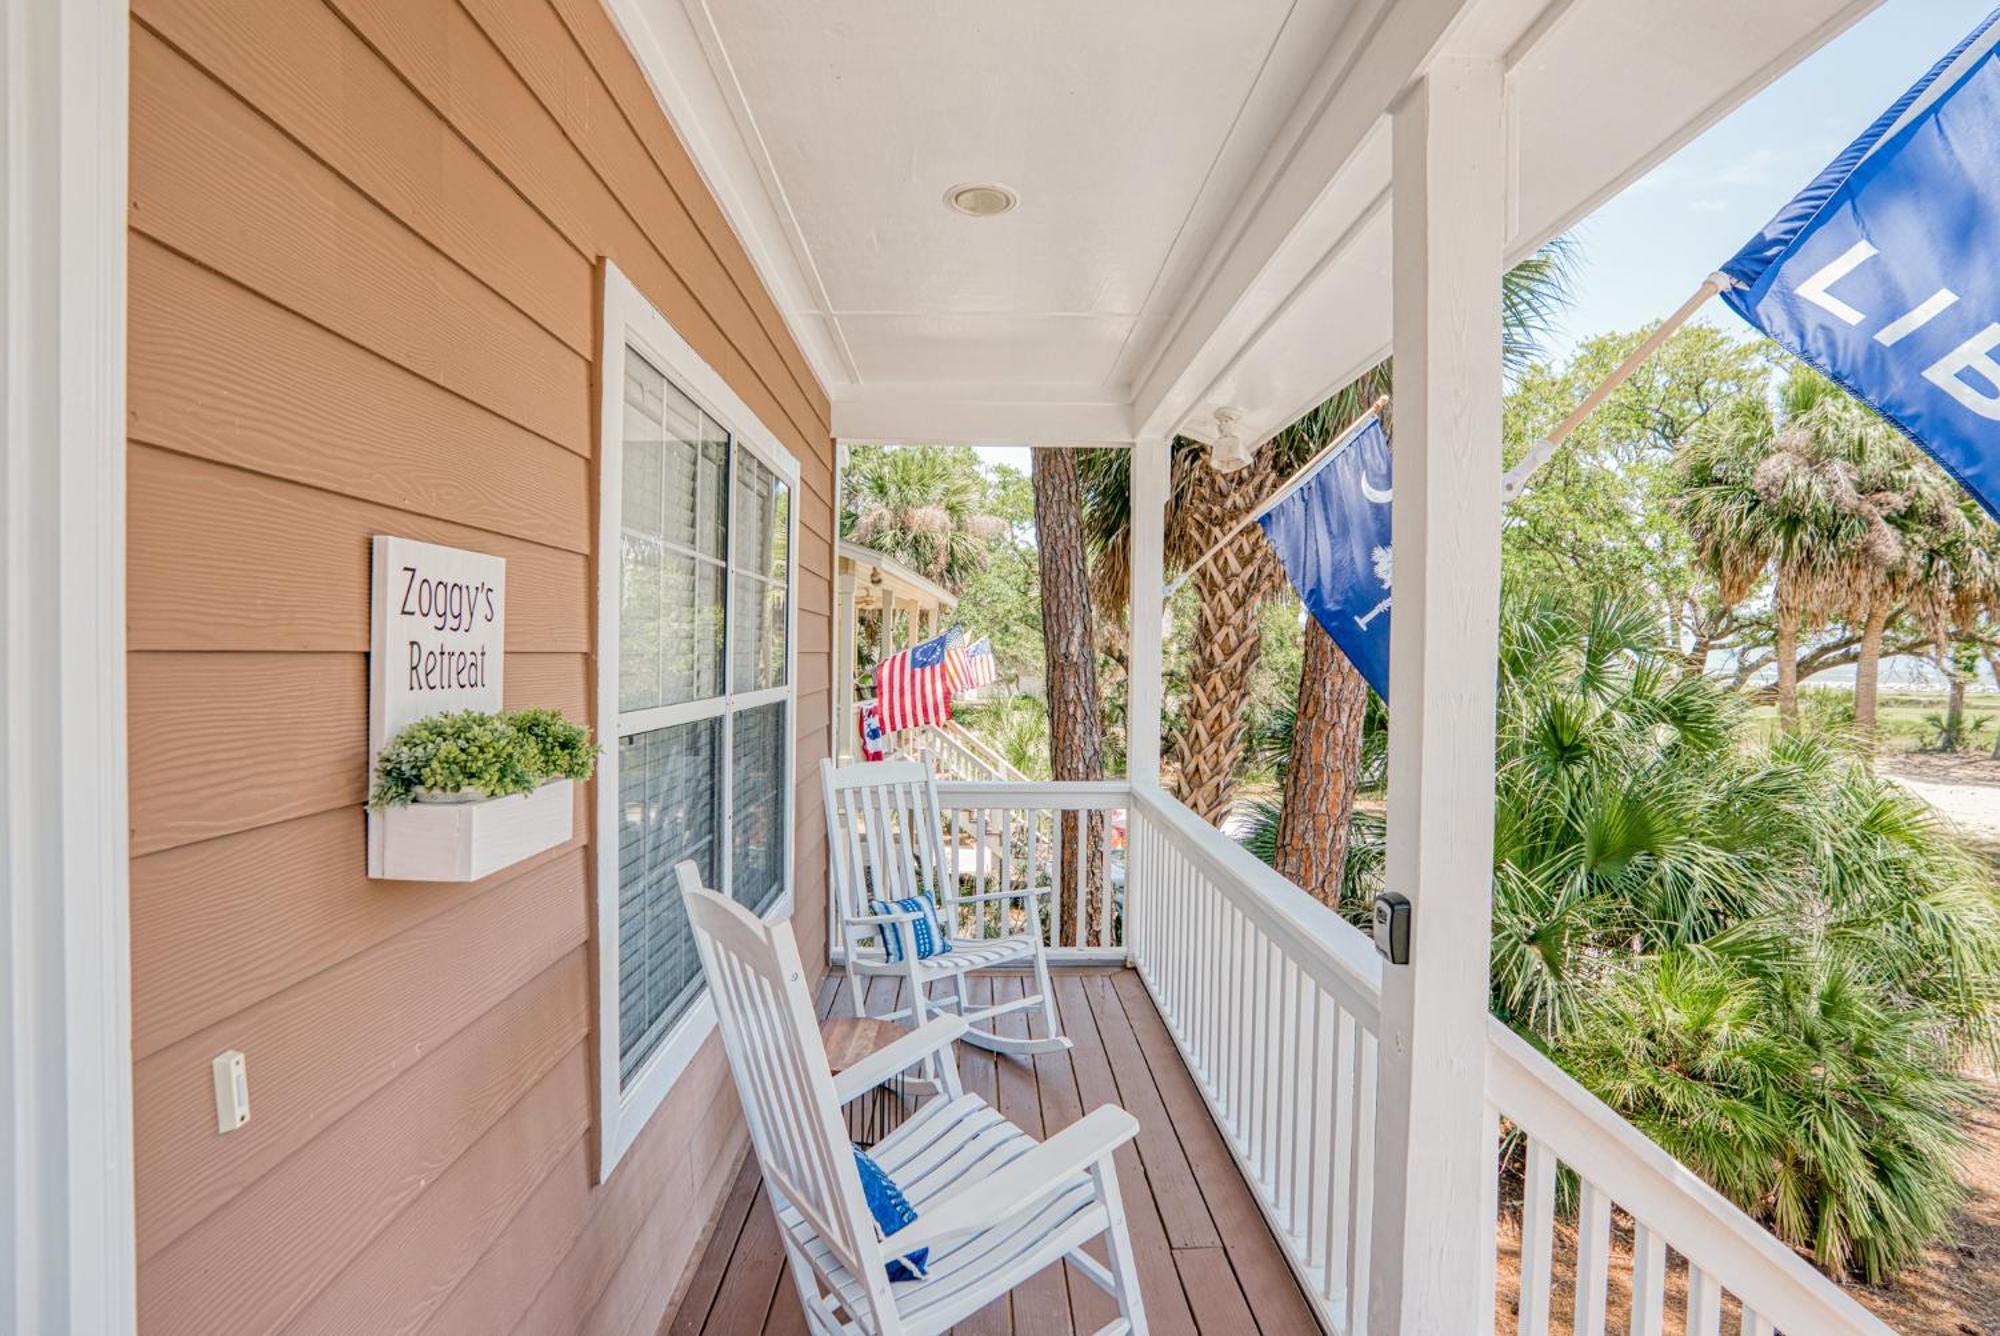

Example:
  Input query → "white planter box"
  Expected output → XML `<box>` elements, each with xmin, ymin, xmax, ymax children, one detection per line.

<box><xmin>369</xmin><ymin>779</ymin><xmax>573</xmax><ymax>881</ymax></box>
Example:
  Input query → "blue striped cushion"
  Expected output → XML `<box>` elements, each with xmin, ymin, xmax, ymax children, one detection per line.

<box><xmin>867</xmin><ymin>893</ymin><xmax>952</xmax><ymax>962</ymax></box>
<box><xmin>852</xmin><ymin>1146</ymin><xmax>929</xmax><ymax>1281</ymax></box>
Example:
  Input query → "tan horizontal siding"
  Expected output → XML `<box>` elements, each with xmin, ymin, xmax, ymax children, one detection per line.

<box><xmin>127</xmin><ymin>0</ymin><xmax>834</xmax><ymax>1328</ymax></box>
<box><xmin>130</xmin><ymin>26</ymin><xmax>589</xmax><ymax>453</ymax></box>
<box><xmin>129</xmin><ymin>445</ymin><xmax>592</xmax><ymax>654</ymax></box>
<box><xmin>130</xmin><ymin>240</ymin><xmax>591</xmax><ymax>554</ymax></box>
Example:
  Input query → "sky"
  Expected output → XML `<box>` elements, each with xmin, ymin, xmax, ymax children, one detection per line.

<box><xmin>1548</xmin><ymin>0</ymin><xmax>1996</xmax><ymax>361</ymax></box>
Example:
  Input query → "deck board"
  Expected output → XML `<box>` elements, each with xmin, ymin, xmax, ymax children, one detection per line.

<box><xmin>663</xmin><ymin>966</ymin><xmax>1316</xmax><ymax>1334</ymax></box>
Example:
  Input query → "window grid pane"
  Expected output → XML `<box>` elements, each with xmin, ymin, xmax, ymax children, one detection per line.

<box><xmin>618</xmin><ymin>717</ymin><xmax>723</xmax><ymax>1086</ymax></box>
<box><xmin>731</xmin><ymin>701</ymin><xmax>788</xmax><ymax>917</ymax></box>
<box><xmin>730</xmin><ymin>453</ymin><xmax>789</xmax><ymax>692</ymax></box>
<box><xmin>621</xmin><ymin>348</ymin><xmax>728</xmax><ymax>713</ymax></box>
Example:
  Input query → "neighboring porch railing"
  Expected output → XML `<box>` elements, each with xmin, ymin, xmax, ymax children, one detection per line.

<box><xmin>911</xmin><ymin>721</ymin><xmax>1031</xmax><ymax>782</ymax></box>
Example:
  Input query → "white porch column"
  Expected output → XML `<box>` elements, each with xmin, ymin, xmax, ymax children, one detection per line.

<box><xmin>1369</xmin><ymin>54</ymin><xmax>1505</xmax><ymax>1334</ymax></box>
<box><xmin>1126</xmin><ymin>436</ymin><xmax>1169</xmax><ymax>785</ymax></box>
<box><xmin>2</xmin><ymin>0</ymin><xmax>136</xmax><ymax>1331</ymax></box>
<box><xmin>832</xmin><ymin>572</ymin><xmax>857</xmax><ymax>762</ymax></box>
<box><xmin>879</xmin><ymin>589</ymin><xmax>899</xmax><ymax>654</ymax></box>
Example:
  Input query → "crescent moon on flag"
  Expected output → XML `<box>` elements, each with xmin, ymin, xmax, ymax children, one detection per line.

<box><xmin>1361</xmin><ymin>476</ymin><xmax>1392</xmax><ymax>504</ymax></box>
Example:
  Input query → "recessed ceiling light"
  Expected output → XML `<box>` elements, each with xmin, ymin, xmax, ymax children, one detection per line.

<box><xmin>944</xmin><ymin>183</ymin><xmax>1018</xmax><ymax>218</ymax></box>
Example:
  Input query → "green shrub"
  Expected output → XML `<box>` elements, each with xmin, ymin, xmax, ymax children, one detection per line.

<box><xmin>369</xmin><ymin>708</ymin><xmax>598</xmax><ymax>809</ymax></box>
<box><xmin>1278</xmin><ymin>589</ymin><xmax>2000</xmax><ymax>1280</ymax></box>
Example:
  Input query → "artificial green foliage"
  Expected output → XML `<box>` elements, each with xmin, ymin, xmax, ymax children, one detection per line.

<box><xmin>508</xmin><ymin>706</ymin><xmax>600</xmax><ymax>783</ymax></box>
<box><xmin>369</xmin><ymin>708</ymin><xmax>598</xmax><ymax>809</ymax></box>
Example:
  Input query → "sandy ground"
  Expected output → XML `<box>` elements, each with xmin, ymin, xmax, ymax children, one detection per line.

<box><xmin>1881</xmin><ymin>750</ymin><xmax>2000</xmax><ymax>848</ymax></box>
<box><xmin>1848</xmin><ymin>1071</ymin><xmax>2000</xmax><ymax>1335</ymax></box>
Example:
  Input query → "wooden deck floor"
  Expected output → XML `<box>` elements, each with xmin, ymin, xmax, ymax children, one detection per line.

<box><xmin>662</xmin><ymin>966</ymin><xmax>1319</xmax><ymax>1336</ymax></box>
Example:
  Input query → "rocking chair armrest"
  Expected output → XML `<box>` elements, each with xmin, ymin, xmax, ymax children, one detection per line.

<box><xmin>892</xmin><ymin>1105</ymin><xmax>1140</xmax><ymax>1253</ymax></box>
<box><xmin>831</xmin><ymin>1015</ymin><xmax>969</xmax><ymax>1106</ymax></box>
<box><xmin>845</xmin><ymin>907</ymin><xmax>925</xmax><ymax>926</ymax></box>
<box><xmin>952</xmin><ymin>886</ymin><xmax>1053</xmax><ymax>906</ymax></box>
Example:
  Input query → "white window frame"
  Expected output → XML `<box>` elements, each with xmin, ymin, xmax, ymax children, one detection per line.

<box><xmin>594</xmin><ymin>261</ymin><xmax>800</xmax><ymax>1178</ymax></box>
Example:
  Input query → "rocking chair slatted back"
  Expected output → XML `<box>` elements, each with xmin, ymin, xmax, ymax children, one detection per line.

<box><xmin>821</xmin><ymin>758</ymin><xmax>953</xmax><ymax>952</ymax></box>
<box><xmin>675</xmin><ymin>864</ymin><xmax>890</xmax><ymax>1303</ymax></box>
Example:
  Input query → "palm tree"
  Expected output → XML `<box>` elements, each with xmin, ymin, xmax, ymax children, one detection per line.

<box><xmin>1073</xmin><ymin>244</ymin><xmax>1576</xmax><ymax>859</ymax></box>
<box><xmin>1676</xmin><ymin>372</ymin><xmax>1911</xmax><ymax>731</ymax></box>
<box><xmin>842</xmin><ymin>445</ymin><xmax>1007</xmax><ymax>593</ymax></box>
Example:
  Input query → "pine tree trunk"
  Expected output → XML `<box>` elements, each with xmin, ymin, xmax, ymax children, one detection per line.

<box><xmin>1854</xmin><ymin>599</ymin><xmax>1890</xmax><ymax>743</ymax></box>
<box><xmin>1274</xmin><ymin>615</ymin><xmax>1369</xmax><ymax>909</ymax></box>
<box><xmin>1031</xmin><ymin>447</ymin><xmax>1104</xmax><ymax>944</ymax></box>
<box><xmin>1774</xmin><ymin>577</ymin><xmax>1802</xmax><ymax>732</ymax></box>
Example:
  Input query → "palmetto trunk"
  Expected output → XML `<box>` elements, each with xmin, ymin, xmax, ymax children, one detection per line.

<box><xmin>1275</xmin><ymin>615</ymin><xmax>1369</xmax><ymax>907</ymax></box>
<box><xmin>1853</xmin><ymin>598</ymin><xmax>1891</xmax><ymax>742</ymax></box>
<box><xmin>1944</xmin><ymin>664</ymin><xmax>1968</xmax><ymax>747</ymax></box>
<box><xmin>1170</xmin><ymin>447</ymin><xmax>1284</xmax><ymax>826</ymax></box>
<box><xmin>1774</xmin><ymin>574</ymin><xmax>1803</xmax><ymax>732</ymax></box>
<box><xmin>1031</xmin><ymin>447</ymin><xmax>1105</xmax><ymax>944</ymax></box>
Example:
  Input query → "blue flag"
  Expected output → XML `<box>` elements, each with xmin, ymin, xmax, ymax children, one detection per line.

<box><xmin>1720</xmin><ymin>8</ymin><xmax>2000</xmax><ymax>519</ymax></box>
<box><xmin>1258</xmin><ymin>416</ymin><xmax>1394</xmax><ymax>699</ymax></box>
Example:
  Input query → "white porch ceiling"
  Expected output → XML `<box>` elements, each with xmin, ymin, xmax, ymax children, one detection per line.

<box><xmin>607</xmin><ymin>0</ymin><xmax>1882</xmax><ymax>448</ymax></box>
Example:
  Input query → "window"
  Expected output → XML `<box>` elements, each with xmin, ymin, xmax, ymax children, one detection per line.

<box><xmin>596</xmin><ymin>263</ymin><xmax>798</xmax><ymax>1176</ymax></box>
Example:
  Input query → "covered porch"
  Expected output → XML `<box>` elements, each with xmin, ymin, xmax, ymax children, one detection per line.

<box><xmin>669</xmin><ymin>778</ymin><xmax>1879</xmax><ymax>1333</ymax></box>
<box><xmin>615</xmin><ymin>0</ymin><xmax>1909</xmax><ymax>1329</ymax></box>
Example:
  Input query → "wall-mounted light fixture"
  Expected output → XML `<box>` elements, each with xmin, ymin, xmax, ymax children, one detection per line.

<box><xmin>1208</xmin><ymin>407</ymin><xmax>1252</xmax><ymax>473</ymax></box>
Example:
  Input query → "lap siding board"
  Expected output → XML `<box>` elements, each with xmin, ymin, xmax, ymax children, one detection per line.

<box><xmin>123</xmin><ymin>1</ymin><xmax>833</xmax><ymax>1331</ymax></box>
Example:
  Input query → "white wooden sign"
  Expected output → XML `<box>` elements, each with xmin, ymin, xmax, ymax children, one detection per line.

<box><xmin>368</xmin><ymin>535</ymin><xmax>510</xmax><ymax>877</ymax></box>
<box><xmin>369</xmin><ymin>534</ymin><xmax>507</xmax><ymax>747</ymax></box>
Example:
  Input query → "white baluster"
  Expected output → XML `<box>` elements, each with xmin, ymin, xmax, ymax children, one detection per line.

<box><xmin>1684</xmin><ymin>1268</ymin><xmax>1722</xmax><ymax>1336</ymax></box>
<box><xmin>1573</xmin><ymin>1180</ymin><xmax>1612</xmax><ymax>1335</ymax></box>
<box><xmin>1630</xmin><ymin>1224</ymin><xmax>1666</xmax><ymax>1336</ymax></box>
<box><xmin>1518</xmin><ymin>1138</ymin><xmax>1556</xmax><ymax>1335</ymax></box>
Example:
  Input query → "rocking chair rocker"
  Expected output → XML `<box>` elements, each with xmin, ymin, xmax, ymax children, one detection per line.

<box><xmin>819</xmin><ymin>757</ymin><xmax>1071</xmax><ymax>1057</ymax></box>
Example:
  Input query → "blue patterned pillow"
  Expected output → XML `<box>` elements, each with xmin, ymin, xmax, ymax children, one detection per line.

<box><xmin>851</xmin><ymin>1146</ymin><xmax>928</xmax><ymax>1281</ymax></box>
<box><xmin>867</xmin><ymin>893</ymin><xmax>952</xmax><ymax>962</ymax></box>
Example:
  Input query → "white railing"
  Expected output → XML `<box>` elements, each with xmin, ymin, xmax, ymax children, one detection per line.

<box><xmin>935</xmin><ymin>780</ymin><xmax>1129</xmax><ymax>961</ymax></box>
<box><xmin>824</xmin><ymin>765</ymin><xmax>1890</xmax><ymax>1332</ymax></box>
<box><xmin>1488</xmin><ymin>1024</ymin><xmax>1893</xmax><ymax>1336</ymax></box>
<box><xmin>1122</xmin><ymin>781</ymin><xmax>1888</xmax><ymax>1336</ymax></box>
<box><xmin>1126</xmin><ymin>784</ymin><xmax>1384</xmax><ymax>1333</ymax></box>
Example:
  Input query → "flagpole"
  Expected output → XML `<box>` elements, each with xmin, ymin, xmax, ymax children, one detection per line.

<box><xmin>1165</xmin><ymin>273</ymin><xmax>1726</xmax><ymax>596</ymax></box>
<box><xmin>1166</xmin><ymin>395</ymin><xmax>1390</xmax><ymax>597</ymax></box>
<box><xmin>1500</xmin><ymin>272</ymin><xmax>1733</xmax><ymax>498</ymax></box>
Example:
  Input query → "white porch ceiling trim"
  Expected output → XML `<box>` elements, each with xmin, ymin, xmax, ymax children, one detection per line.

<box><xmin>605</xmin><ymin>0</ymin><xmax>1884</xmax><ymax>452</ymax></box>
<box><xmin>599</xmin><ymin>0</ymin><xmax>856</xmax><ymax>393</ymax></box>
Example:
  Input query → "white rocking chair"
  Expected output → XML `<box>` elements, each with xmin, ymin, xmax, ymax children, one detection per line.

<box><xmin>676</xmin><ymin>864</ymin><xmax>1149</xmax><ymax>1336</ymax></box>
<box><xmin>820</xmin><ymin>757</ymin><xmax>1070</xmax><ymax>1057</ymax></box>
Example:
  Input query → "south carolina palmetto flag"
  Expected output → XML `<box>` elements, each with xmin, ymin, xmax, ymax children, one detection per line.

<box><xmin>874</xmin><ymin>631</ymin><xmax>956</xmax><ymax>733</ymax></box>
